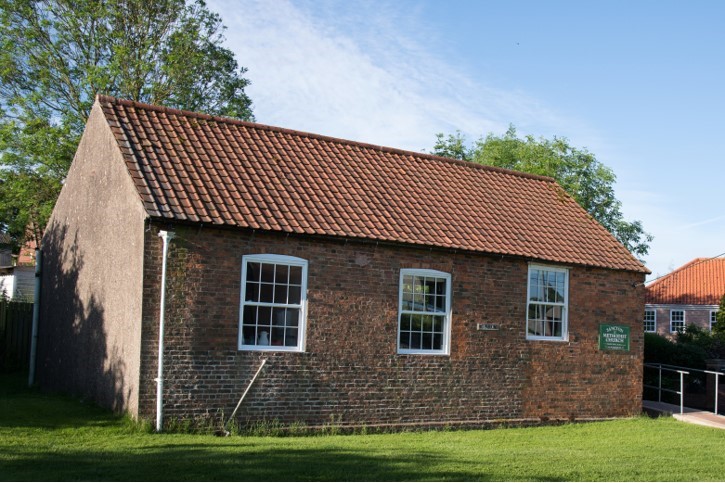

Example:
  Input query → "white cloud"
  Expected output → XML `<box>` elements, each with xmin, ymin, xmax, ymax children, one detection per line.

<box><xmin>678</xmin><ymin>215</ymin><xmax>725</xmax><ymax>230</ymax></box>
<box><xmin>211</xmin><ymin>0</ymin><xmax>578</xmax><ymax>151</ymax></box>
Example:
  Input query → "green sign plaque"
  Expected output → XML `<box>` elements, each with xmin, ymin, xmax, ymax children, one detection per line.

<box><xmin>599</xmin><ymin>324</ymin><xmax>630</xmax><ymax>351</ymax></box>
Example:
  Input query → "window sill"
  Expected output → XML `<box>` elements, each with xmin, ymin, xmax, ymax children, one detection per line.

<box><xmin>397</xmin><ymin>349</ymin><xmax>450</xmax><ymax>356</ymax></box>
<box><xmin>239</xmin><ymin>345</ymin><xmax>304</xmax><ymax>352</ymax></box>
<box><xmin>525</xmin><ymin>336</ymin><xmax>569</xmax><ymax>342</ymax></box>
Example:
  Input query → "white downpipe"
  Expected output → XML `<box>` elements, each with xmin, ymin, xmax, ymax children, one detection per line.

<box><xmin>155</xmin><ymin>230</ymin><xmax>174</xmax><ymax>432</ymax></box>
<box><xmin>28</xmin><ymin>249</ymin><xmax>42</xmax><ymax>387</ymax></box>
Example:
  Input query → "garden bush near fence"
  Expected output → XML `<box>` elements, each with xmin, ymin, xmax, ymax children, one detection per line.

<box><xmin>644</xmin><ymin>326</ymin><xmax>725</xmax><ymax>410</ymax></box>
<box><xmin>644</xmin><ymin>331</ymin><xmax>708</xmax><ymax>369</ymax></box>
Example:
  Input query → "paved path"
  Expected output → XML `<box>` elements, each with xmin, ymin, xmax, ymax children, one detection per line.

<box><xmin>643</xmin><ymin>400</ymin><xmax>725</xmax><ymax>429</ymax></box>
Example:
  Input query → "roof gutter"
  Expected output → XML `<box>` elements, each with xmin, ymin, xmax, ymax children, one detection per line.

<box><xmin>147</xmin><ymin>217</ymin><xmax>649</xmax><ymax>275</ymax></box>
<box><xmin>155</xmin><ymin>230</ymin><xmax>174</xmax><ymax>432</ymax></box>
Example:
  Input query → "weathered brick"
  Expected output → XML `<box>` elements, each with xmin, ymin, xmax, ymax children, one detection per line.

<box><xmin>133</xmin><ymin>223</ymin><xmax>645</xmax><ymax>428</ymax></box>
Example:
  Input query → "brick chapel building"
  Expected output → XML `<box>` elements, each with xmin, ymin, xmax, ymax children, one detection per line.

<box><xmin>36</xmin><ymin>96</ymin><xmax>649</xmax><ymax>430</ymax></box>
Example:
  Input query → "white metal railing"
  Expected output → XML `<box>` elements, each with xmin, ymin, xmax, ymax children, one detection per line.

<box><xmin>644</xmin><ymin>363</ymin><xmax>723</xmax><ymax>415</ymax></box>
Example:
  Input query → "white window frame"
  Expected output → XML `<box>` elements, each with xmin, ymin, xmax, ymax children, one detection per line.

<box><xmin>397</xmin><ymin>269</ymin><xmax>452</xmax><ymax>355</ymax></box>
<box><xmin>238</xmin><ymin>254</ymin><xmax>308</xmax><ymax>352</ymax></box>
<box><xmin>711</xmin><ymin>310</ymin><xmax>718</xmax><ymax>331</ymax></box>
<box><xmin>526</xmin><ymin>264</ymin><xmax>569</xmax><ymax>341</ymax></box>
<box><xmin>670</xmin><ymin>310</ymin><xmax>685</xmax><ymax>333</ymax></box>
<box><xmin>644</xmin><ymin>309</ymin><xmax>657</xmax><ymax>333</ymax></box>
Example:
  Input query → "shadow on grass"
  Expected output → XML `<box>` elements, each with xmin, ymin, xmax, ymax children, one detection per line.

<box><xmin>0</xmin><ymin>374</ymin><xmax>568</xmax><ymax>482</ymax></box>
<box><xmin>0</xmin><ymin>371</ymin><xmax>124</xmax><ymax>430</ymax></box>
<box><xmin>0</xmin><ymin>441</ymin><xmax>567</xmax><ymax>482</ymax></box>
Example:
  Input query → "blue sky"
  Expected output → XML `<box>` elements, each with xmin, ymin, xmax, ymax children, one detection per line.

<box><xmin>211</xmin><ymin>0</ymin><xmax>725</xmax><ymax>280</ymax></box>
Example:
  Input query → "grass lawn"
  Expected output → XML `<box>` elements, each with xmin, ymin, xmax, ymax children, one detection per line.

<box><xmin>1</xmin><ymin>373</ymin><xmax>724</xmax><ymax>481</ymax></box>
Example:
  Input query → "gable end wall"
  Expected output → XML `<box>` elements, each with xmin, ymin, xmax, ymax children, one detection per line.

<box><xmin>37</xmin><ymin>103</ymin><xmax>147</xmax><ymax>415</ymax></box>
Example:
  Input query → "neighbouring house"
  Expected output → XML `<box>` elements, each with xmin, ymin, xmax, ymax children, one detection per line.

<box><xmin>0</xmin><ymin>266</ymin><xmax>34</xmax><ymax>302</ymax></box>
<box><xmin>0</xmin><ymin>235</ymin><xmax>37</xmax><ymax>302</ymax></box>
<box><xmin>37</xmin><ymin>95</ymin><xmax>648</xmax><ymax>429</ymax></box>
<box><xmin>645</xmin><ymin>258</ymin><xmax>725</xmax><ymax>335</ymax></box>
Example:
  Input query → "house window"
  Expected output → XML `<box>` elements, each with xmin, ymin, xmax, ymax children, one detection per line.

<box><xmin>527</xmin><ymin>265</ymin><xmax>568</xmax><ymax>340</ymax></box>
<box><xmin>670</xmin><ymin>310</ymin><xmax>685</xmax><ymax>333</ymax></box>
<box><xmin>239</xmin><ymin>254</ymin><xmax>307</xmax><ymax>351</ymax></box>
<box><xmin>398</xmin><ymin>269</ymin><xmax>451</xmax><ymax>355</ymax></box>
<box><xmin>644</xmin><ymin>309</ymin><xmax>656</xmax><ymax>332</ymax></box>
<box><xmin>711</xmin><ymin>311</ymin><xmax>718</xmax><ymax>331</ymax></box>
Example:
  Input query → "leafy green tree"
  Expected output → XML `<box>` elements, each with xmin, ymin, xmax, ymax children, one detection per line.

<box><xmin>0</xmin><ymin>0</ymin><xmax>254</xmax><ymax>245</ymax></box>
<box><xmin>432</xmin><ymin>126</ymin><xmax>653</xmax><ymax>258</ymax></box>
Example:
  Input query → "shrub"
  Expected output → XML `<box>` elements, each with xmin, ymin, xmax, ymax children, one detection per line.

<box><xmin>644</xmin><ymin>331</ymin><xmax>708</xmax><ymax>369</ymax></box>
<box><xmin>678</xmin><ymin>324</ymin><xmax>725</xmax><ymax>360</ymax></box>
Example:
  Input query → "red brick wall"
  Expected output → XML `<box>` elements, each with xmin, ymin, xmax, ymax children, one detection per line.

<box><xmin>138</xmin><ymin>223</ymin><xmax>645</xmax><ymax>428</ymax></box>
<box><xmin>523</xmin><ymin>267</ymin><xmax>644</xmax><ymax>419</ymax></box>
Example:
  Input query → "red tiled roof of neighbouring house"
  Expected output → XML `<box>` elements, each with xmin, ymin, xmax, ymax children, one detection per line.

<box><xmin>17</xmin><ymin>236</ymin><xmax>37</xmax><ymax>266</ymax></box>
<box><xmin>645</xmin><ymin>257</ymin><xmax>725</xmax><ymax>305</ymax></box>
<box><xmin>96</xmin><ymin>95</ymin><xmax>648</xmax><ymax>273</ymax></box>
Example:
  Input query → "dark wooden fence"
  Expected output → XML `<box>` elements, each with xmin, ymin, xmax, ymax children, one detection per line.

<box><xmin>0</xmin><ymin>300</ymin><xmax>33</xmax><ymax>371</ymax></box>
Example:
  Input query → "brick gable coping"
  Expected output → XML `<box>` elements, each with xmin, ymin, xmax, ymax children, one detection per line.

<box><xmin>96</xmin><ymin>95</ymin><xmax>647</xmax><ymax>274</ymax></box>
<box><xmin>646</xmin><ymin>257</ymin><xmax>725</xmax><ymax>305</ymax></box>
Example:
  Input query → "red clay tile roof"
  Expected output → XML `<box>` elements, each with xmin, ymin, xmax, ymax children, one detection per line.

<box><xmin>17</xmin><ymin>237</ymin><xmax>37</xmax><ymax>266</ymax></box>
<box><xmin>646</xmin><ymin>258</ymin><xmax>725</xmax><ymax>305</ymax></box>
<box><xmin>96</xmin><ymin>95</ymin><xmax>647</xmax><ymax>273</ymax></box>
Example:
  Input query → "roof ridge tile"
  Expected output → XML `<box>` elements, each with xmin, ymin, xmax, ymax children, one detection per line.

<box><xmin>96</xmin><ymin>94</ymin><xmax>554</xmax><ymax>184</ymax></box>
